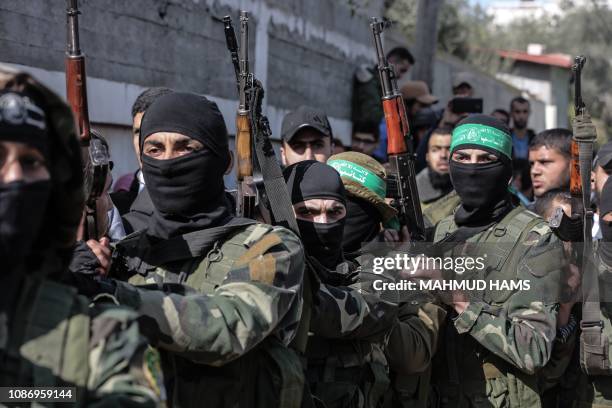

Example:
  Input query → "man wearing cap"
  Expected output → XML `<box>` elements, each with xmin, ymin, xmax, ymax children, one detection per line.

<box><xmin>371</xmin><ymin>81</ymin><xmax>438</xmax><ymax>164</ymax></box>
<box><xmin>86</xmin><ymin>92</ymin><xmax>306</xmax><ymax>408</ymax></box>
<box><xmin>452</xmin><ymin>72</ymin><xmax>475</xmax><ymax>97</ymax></box>
<box><xmin>427</xmin><ymin>115</ymin><xmax>564</xmax><ymax>407</ymax></box>
<box><xmin>0</xmin><ymin>68</ymin><xmax>164</xmax><ymax>405</ymax></box>
<box><xmin>280</xmin><ymin>105</ymin><xmax>334</xmax><ymax>166</ymax></box>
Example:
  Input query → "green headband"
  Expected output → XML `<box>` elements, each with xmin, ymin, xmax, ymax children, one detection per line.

<box><xmin>451</xmin><ymin>123</ymin><xmax>512</xmax><ymax>159</ymax></box>
<box><xmin>328</xmin><ymin>159</ymin><xmax>386</xmax><ymax>199</ymax></box>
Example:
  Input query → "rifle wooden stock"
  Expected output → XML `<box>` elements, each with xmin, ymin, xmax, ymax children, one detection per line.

<box><xmin>236</xmin><ymin>112</ymin><xmax>253</xmax><ymax>179</ymax></box>
<box><xmin>383</xmin><ymin>96</ymin><xmax>409</xmax><ymax>155</ymax></box>
<box><xmin>65</xmin><ymin>55</ymin><xmax>90</xmax><ymax>144</ymax></box>
<box><xmin>570</xmin><ymin>139</ymin><xmax>583</xmax><ymax>219</ymax></box>
<box><xmin>236</xmin><ymin>112</ymin><xmax>256</xmax><ymax>217</ymax></box>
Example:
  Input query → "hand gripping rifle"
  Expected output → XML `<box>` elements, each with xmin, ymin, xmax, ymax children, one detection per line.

<box><xmin>370</xmin><ymin>18</ymin><xmax>424</xmax><ymax>241</ymax></box>
<box><xmin>65</xmin><ymin>0</ymin><xmax>109</xmax><ymax>239</ymax></box>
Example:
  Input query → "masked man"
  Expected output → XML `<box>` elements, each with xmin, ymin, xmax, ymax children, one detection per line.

<box><xmin>429</xmin><ymin>115</ymin><xmax>564</xmax><ymax>407</ymax></box>
<box><xmin>0</xmin><ymin>67</ymin><xmax>163</xmax><ymax>405</ymax></box>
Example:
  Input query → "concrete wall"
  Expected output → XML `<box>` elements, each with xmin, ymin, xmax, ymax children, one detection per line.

<box><xmin>0</xmin><ymin>0</ymin><xmax>544</xmax><ymax>187</ymax></box>
<box><xmin>0</xmin><ymin>0</ymin><xmax>384</xmax><ymax>185</ymax></box>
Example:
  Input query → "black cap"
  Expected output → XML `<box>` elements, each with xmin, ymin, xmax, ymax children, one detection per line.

<box><xmin>596</xmin><ymin>141</ymin><xmax>612</xmax><ymax>171</ymax></box>
<box><xmin>281</xmin><ymin>105</ymin><xmax>332</xmax><ymax>143</ymax></box>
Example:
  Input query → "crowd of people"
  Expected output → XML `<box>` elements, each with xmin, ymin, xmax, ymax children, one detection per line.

<box><xmin>1</xmin><ymin>38</ymin><xmax>611</xmax><ymax>408</ymax></box>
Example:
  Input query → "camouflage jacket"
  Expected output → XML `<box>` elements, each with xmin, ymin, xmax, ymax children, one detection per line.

<box><xmin>310</xmin><ymin>265</ymin><xmax>398</xmax><ymax>340</ymax></box>
<box><xmin>431</xmin><ymin>206</ymin><xmax>564</xmax><ymax>408</ymax></box>
<box><xmin>0</xmin><ymin>276</ymin><xmax>163</xmax><ymax>407</ymax></box>
<box><xmin>110</xmin><ymin>220</ymin><xmax>305</xmax><ymax>366</ymax></box>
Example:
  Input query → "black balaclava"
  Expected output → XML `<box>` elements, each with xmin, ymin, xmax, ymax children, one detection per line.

<box><xmin>599</xmin><ymin>177</ymin><xmax>612</xmax><ymax>265</ymax></box>
<box><xmin>283</xmin><ymin>160</ymin><xmax>346</xmax><ymax>269</ymax></box>
<box><xmin>343</xmin><ymin>195</ymin><xmax>382</xmax><ymax>254</ymax></box>
<box><xmin>139</xmin><ymin>92</ymin><xmax>232</xmax><ymax>239</ymax></box>
<box><xmin>449</xmin><ymin>114</ymin><xmax>514</xmax><ymax>227</ymax></box>
<box><xmin>0</xmin><ymin>90</ymin><xmax>52</xmax><ymax>270</ymax></box>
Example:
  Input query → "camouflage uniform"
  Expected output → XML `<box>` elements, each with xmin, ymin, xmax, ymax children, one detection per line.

<box><xmin>422</xmin><ymin>191</ymin><xmax>461</xmax><ymax>228</ymax></box>
<box><xmin>0</xmin><ymin>66</ymin><xmax>163</xmax><ymax>407</ymax></box>
<box><xmin>1</xmin><ymin>277</ymin><xmax>164</xmax><ymax>407</ymax></box>
<box><xmin>430</xmin><ymin>206</ymin><xmax>564</xmax><ymax>407</ymax></box>
<box><xmin>109</xmin><ymin>220</ymin><xmax>306</xmax><ymax>408</ymax></box>
<box><xmin>383</xmin><ymin>293</ymin><xmax>447</xmax><ymax>408</ymax></box>
<box><xmin>304</xmin><ymin>260</ymin><xmax>398</xmax><ymax>408</ymax></box>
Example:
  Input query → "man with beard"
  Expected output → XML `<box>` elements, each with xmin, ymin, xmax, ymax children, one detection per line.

<box><xmin>284</xmin><ymin>160</ymin><xmax>399</xmax><ymax>408</ymax></box>
<box><xmin>529</xmin><ymin>128</ymin><xmax>572</xmax><ymax>199</ymax></box>
<box><xmin>428</xmin><ymin>114</ymin><xmax>564</xmax><ymax>407</ymax></box>
<box><xmin>0</xmin><ymin>68</ymin><xmax>163</xmax><ymax>405</ymax></box>
<box><xmin>416</xmin><ymin>127</ymin><xmax>453</xmax><ymax>206</ymax></box>
<box><xmin>327</xmin><ymin>152</ymin><xmax>398</xmax><ymax>259</ymax></box>
<box><xmin>510</xmin><ymin>97</ymin><xmax>536</xmax><ymax>161</ymax></box>
<box><xmin>100</xmin><ymin>92</ymin><xmax>306</xmax><ymax>408</ymax></box>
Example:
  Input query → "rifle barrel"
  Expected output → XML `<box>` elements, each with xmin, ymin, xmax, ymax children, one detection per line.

<box><xmin>238</xmin><ymin>11</ymin><xmax>249</xmax><ymax>112</ymax></box>
<box><xmin>370</xmin><ymin>18</ymin><xmax>393</xmax><ymax>98</ymax></box>
<box><xmin>66</xmin><ymin>0</ymin><xmax>81</xmax><ymax>56</ymax></box>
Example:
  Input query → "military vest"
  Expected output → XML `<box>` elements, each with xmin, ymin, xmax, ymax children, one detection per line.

<box><xmin>125</xmin><ymin>223</ymin><xmax>305</xmax><ymax>408</ymax></box>
<box><xmin>304</xmin><ymin>262</ymin><xmax>390</xmax><ymax>408</ymax></box>
<box><xmin>423</xmin><ymin>191</ymin><xmax>461</xmax><ymax>228</ymax></box>
<box><xmin>431</xmin><ymin>206</ymin><xmax>550</xmax><ymax>408</ymax></box>
<box><xmin>0</xmin><ymin>277</ymin><xmax>90</xmax><ymax>407</ymax></box>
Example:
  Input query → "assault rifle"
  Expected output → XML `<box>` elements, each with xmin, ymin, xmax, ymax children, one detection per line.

<box><xmin>370</xmin><ymin>18</ymin><xmax>424</xmax><ymax>241</ymax></box>
<box><xmin>221</xmin><ymin>12</ymin><xmax>298</xmax><ymax>234</ymax></box>
<box><xmin>222</xmin><ymin>13</ymin><xmax>257</xmax><ymax>218</ymax></box>
<box><xmin>65</xmin><ymin>0</ymin><xmax>109</xmax><ymax>239</ymax></box>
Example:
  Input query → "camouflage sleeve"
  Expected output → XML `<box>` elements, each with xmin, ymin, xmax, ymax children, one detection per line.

<box><xmin>385</xmin><ymin>294</ymin><xmax>447</xmax><ymax>375</ymax></box>
<box><xmin>453</xmin><ymin>227</ymin><xmax>564</xmax><ymax>374</ymax></box>
<box><xmin>114</xmin><ymin>226</ymin><xmax>305</xmax><ymax>367</ymax></box>
<box><xmin>86</xmin><ymin>305</ymin><xmax>165</xmax><ymax>407</ymax></box>
<box><xmin>309</xmin><ymin>283</ymin><xmax>398</xmax><ymax>340</ymax></box>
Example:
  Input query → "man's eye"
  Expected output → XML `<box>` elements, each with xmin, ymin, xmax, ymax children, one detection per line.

<box><xmin>297</xmin><ymin>208</ymin><xmax>311</xmax><ymax>215</ymax></box>
<box><xmin>21</xmin><ymin>156</ymin><xmax>46</xmax><ymax>170</ymax></box>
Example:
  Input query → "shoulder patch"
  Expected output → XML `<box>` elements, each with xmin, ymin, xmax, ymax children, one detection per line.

<box><xmin>236</xmin><ymin>231</ymin><xmax>282</xmax><ymax>266</ymax></box>
<box><xmin>143</xmin><ymin>346</ymin><xmax>166</xmax><ymax>401</ymax></box>
<box><xmin>247</xmin><ymin>253</ymin><xmax>278</xmax><ymax>285</ymax></box>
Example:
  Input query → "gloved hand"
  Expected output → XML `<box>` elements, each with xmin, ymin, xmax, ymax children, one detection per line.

<box><xmin>572</xmin><ymin>111</ymin><xmax>597</xmax><ymax>143</ymax></box>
